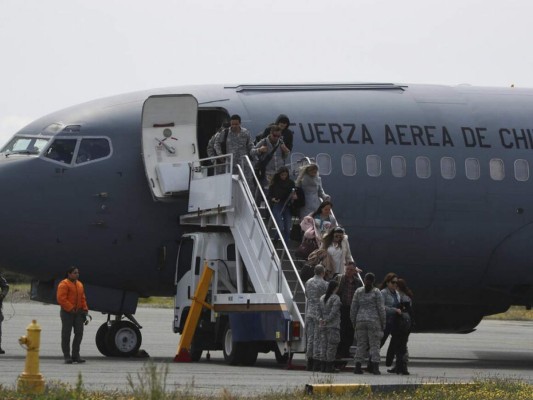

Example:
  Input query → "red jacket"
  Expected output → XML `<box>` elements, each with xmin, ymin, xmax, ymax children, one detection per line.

<box><xmin>57</xmin><ymin>279</ymin><xmax>88</xmax><ymax>312</ymax></box>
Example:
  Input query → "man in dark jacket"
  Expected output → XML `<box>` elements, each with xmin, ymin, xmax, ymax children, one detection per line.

<box><xmin>336</xmin><ymin>261</ymin><xmax>362</xmax><ymax>358</ymax></box>
<box><xmin>255</xmin><ymin>114</ymin><xmax>294</xmax><ymax>151</ymax></box>
<box><xmin>0</xmin><ymin>273</ymin><xmax>9</xmax><ymax>354</ymax></box>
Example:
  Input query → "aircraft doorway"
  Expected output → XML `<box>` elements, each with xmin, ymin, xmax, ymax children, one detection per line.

<box><xmin>197</xmin><ymin>108</ymin><xmax>230</xmax><ymax>160</ymax></box>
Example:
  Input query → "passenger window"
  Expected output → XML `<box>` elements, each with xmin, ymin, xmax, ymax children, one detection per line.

<box><xmin>441</xmin><ymin>157</ymin><xmax>456</xmax><ymax>179</ymax></box>
<box><xmin>416</xmin><ymin>156</ymin><xmax>431</xmax><ymax>179</ymax></box>
<box><xmin>290</xmin><ymin>152</ymin><xmax>306</xmax><ymax>165</ymax></box>
<box><xmin>489</xmin><ymin>159</ymin><xmax>505</xmax><ymax>181</ymax></box>
<box><xmin>391</xmin><ymin>156</ymin><xmax>406</xmax><ymax>178</ymax></box>
<box><xmin>316</xmin><ymin>153</ymin><xmax>332</xmax><ymax>175</ymax></box>
<box><xmin>366</xmin><ymin>155</ymin><xmax>381</xmax><ymax>177</ymax></box>
<box><xmin>341</xmin><ymin>154</ymin><xmax>356</xmax><ymax>176</ymax></box>
<box><xmin>514</xmin><ymin>159</ymin><xmax>529</xmax><ymax>182</ymax></box>
<box><xmin>465</xmin><ymin>158</ymin><xmax>480</xmax><ymax>180</ymax></box>
<box><xmin>75</xmin><ymin>138</ymin><xmax>111</xmax><ymax>164</ymax></box>
<box><xmin>44</xmin><ymin>138</ymin><xmax>77</xmax><ymax>164</ymax></box>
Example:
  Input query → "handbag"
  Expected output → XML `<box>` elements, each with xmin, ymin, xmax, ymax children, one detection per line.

<box><xmin>396</xmin><ymin>312</ymin><xmax>412</xmax><ymax>333</ymax></box>
<box><xmin>289</xmin><ymin>187</ymin><xmax>305</xmax><ymax>216</ymax></box>
<box><xmin>295</xmin><ymin>238</ymin><xmax>318</xmax><ymax>259</ymax></box>
<box><xmin>290</xmin><ymin>222</ymin><xmax>303</xmax><ymax>241</ymax></box>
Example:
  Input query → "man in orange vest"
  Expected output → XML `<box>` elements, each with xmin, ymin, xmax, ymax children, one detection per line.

<box><xmin>56</xmin><ymin>266</ymin><xmax>89</xmax><ymax>364</ymax></box>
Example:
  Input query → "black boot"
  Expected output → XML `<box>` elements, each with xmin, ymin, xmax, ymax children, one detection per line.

<box><xmin>364</xmin><ymin>357</ymin><xmax>372</xmax><ymax>372</ymax></box>
<box><xmin>354</xmin><ymin>362</ymin><xmax>363</xmax><ymax>374</ymax></box>
<box><xmin>313</xmin><ymin>359</ymin><xmax>322</xmax><ymax>372</ymax></box>
<box><xmin>320</xmin><ymin>360</ymin><xmax>327</xmax><ymax>372</ymax></box>
<box><xmin>372</xmin><ymin>362</ymin><xmax>381</xmax><ymax>375</ymax></box>
<box><xmin>306</xmin><ymin>358</ymin><xmax>314</xmax><ymax>371</ymax></box>
<box><xmin>385</xmin><ymin>346</ymin><xmax>394</xmax><ymax>367</ymax></box>
<box><xmin>399</xmin><ymin>360</ymin><xmax>410</xmax><ymax>375</ymax></box>
<box><xmin>387</xmin><ymin>365</ymin><xmax>398</xmax><ymax>374</ymax></box>
<box><xmin>0</xmin><ymin>347</ymin><xmax>5</xmax><ymax>355</ymax></box>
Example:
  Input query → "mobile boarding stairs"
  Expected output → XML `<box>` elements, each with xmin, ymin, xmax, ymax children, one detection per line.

<box><xmin>176</xmin><ymin>154</ymin><xmax>309</xmax><ymax>363</ymax></box>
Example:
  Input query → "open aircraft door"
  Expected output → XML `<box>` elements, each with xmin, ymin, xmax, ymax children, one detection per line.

<box><xmin>142</xmin><ymin>95</ymin><xmax>199</xmax><ymax>200</ymax></box>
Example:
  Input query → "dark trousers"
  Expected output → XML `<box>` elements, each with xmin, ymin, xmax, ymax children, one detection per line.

<box><xmin>337</xmin><ymin>305</ymin><xmax>354</xmax><ymax>358</ymax></box>
<box><xmin>60</xmin><ymin>309</ymin><xmax>84</xmax><ymax>359</ymax></box>
<box><xmin>394</xmin><ymin>331</ymin><xmax>410</xmax><ymax>363</ymax></box>
<box><xmin>0</xmin><ymin>307</ymin><xmax>4</xmax><ymax>347</ymax></box>
<box><xmin>272</xmin><ymin>203</ymin><xmax>292</xmax><ymax>243</ymax></box>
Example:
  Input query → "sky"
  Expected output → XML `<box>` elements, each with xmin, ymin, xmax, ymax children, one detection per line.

<box><xmin>1</xmin><ymin>0</ymin><xmax>533</xmax><ymax>146</ymax></box>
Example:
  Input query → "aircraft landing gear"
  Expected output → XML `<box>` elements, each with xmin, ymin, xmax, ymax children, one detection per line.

<box><xmin>95</xmin><ymin>315</ymin><xmax>143</xmax><ymax>357</ymax></box>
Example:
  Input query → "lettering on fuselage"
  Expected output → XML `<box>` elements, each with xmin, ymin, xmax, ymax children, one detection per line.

<box><xmin>293</xmin><ymin>123</ymin><xmax>533</xmax><ymax>150</ymax></box>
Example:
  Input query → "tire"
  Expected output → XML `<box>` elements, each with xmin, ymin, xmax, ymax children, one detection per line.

<box><xmin>190</xmin><ymin>340</ymin><xmax>203</xmax><ymax>362</ymax></box>
<box><xmin>222</xmin><ymin>323</ymin><xmax>246</xmax><ymax>365</ymax></box>
<box><xmin>241</xmin><ymin>343</ymin><xmax>258</xmax><ymax>366</ymax></box>
<box><xmin>95</xmin><ymin>323</ymin><xmax>113</xmax><ymax>357</ymax></box>
<box><xmin>105</xmin><ymin>321</ymin><xmax>142</xmax><ymax>357</ymax></box>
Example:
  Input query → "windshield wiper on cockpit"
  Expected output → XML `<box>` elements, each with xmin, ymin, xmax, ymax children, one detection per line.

<box><xmin>4</xmin><ymin>149</ymin><xmax>40</xmax><ymax>157</ymax></box>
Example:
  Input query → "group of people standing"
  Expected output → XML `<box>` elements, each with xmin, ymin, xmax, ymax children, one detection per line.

<box><xmin>305</xmin><ymin>263</ymin><xmax>414</xmax><ymax>375</ymax></box>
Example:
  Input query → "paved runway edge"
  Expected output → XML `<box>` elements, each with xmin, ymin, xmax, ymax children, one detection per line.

<box><xmin>305</xmin><ymin>382</ymin><xmax>478</xmax><ymax>395</ymax></box>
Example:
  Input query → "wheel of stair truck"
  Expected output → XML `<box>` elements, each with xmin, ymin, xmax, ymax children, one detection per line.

<box><xmin>222</xmin><ymin>323</ymin><xmax>249</xmax><ymax>365</ymax></box>
<box><xmin>190</xmin><ymin>339</ymin><xmax>203</xmax><ymax>362</ymax></box>
<box><xmin>240</xmin><ymin>343</ymin><xmax>258</xmax><ymax>366</ymax></box>
<box><xmin>105</xmin><ymin>320</ymin><xmax>142</xmax><ymax>357</ymax></box>
<box><xmin>95</xmin><ymin>323</ymin><xmax>113</xmax><ymax>357</ymax></box>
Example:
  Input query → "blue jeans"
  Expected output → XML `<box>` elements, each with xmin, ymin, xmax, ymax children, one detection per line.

<box><xmin>272</xmin><ymin>202</ymin><xmax>292</xmax><ymax>243</ymax></box>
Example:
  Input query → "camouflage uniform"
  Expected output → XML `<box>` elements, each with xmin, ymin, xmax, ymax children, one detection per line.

<box><xmin>319</xmin><ymin>293</ymin><xmax>341</xmax><ymax>363</ymax></box>
<box><xmin>350</xmin><ymin>286</ymin><xmax>385</xmax><ymax>364</ymax></box>
<box><xmin>305</xmin><ymin>275</ymin><xmax>328</xmax><ymax>361</ymax></box>
<box><xmin>251</xmin><ymin>135</ymin><xmax>290</xmax><ymax>182</ymax></box>
<box><xmin>214</xmin><ymin>127</ymin><xmax>253</xmax><ymax>175</ymax></box>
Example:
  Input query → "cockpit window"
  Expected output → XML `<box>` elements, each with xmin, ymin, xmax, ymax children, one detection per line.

<box><xmin>75</xmin><ymin>138</ymin><xmax>111</xmax><ymax>164</ymax></box>
<box><xmin>44</xmin><ymin>138</ymin><xmax>77</xmax><ymax>164</ymax></box>
<box><xmin>1</xmin><ymin>137</ymin><xmax>49</xmax><ymax>155</ymax></box>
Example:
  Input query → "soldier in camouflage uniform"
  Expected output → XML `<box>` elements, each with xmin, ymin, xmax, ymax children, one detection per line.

<box><xmin>350</xmin><ymin>272</ymin><xmax>385</xmax><ymax>375</ymax></box>
<box><xmin>214</xmin><ymin>114</ymin><xmax>253</xmax><ymax>176</ymax></box>
<box><xmin>305</xmin><ymin>264</ymin><xmax>328</xmax><ymax>371</ymax></box>
<box><xmin>318</xmin><ymin>280</ymin><xmax>341</xmax><ymax>372</ymax></box>
<box><xmin>0</xmin><ymin>273</ymin><xmax>9</xmax><ymax>354</ymax></box>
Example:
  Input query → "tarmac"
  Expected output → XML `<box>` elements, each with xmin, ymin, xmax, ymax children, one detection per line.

<box><xmin>0</xmin><ymin>301</ymin><xmax>531</xmax><ymax>396</ymax></box>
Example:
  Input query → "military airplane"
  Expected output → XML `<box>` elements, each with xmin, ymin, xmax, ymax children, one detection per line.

<box><xmin>1</xmin><ymin>83</ymin><xmax>531</xmax><ymax>357</ymax></box>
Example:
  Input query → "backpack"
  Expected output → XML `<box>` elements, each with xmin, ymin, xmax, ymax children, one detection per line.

<box><xmin>254</xmin><ymin>127</ymin><xmax>270</xmax><ymax>146</ymax></box>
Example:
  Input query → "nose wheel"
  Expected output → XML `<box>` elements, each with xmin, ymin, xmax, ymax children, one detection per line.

<box><xmin>95</xmin><ymin>321</ymin><xmax>142</xmax><ymax>357</ymax></box>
